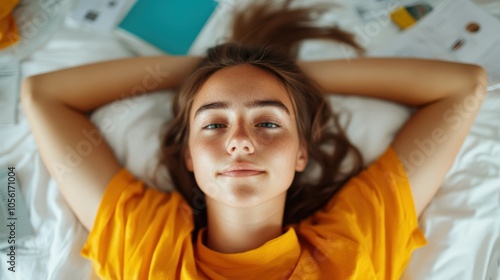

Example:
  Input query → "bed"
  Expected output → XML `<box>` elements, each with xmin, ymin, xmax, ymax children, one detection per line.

<box><xmin>0</xmin><ymin>0</ymin><xmax>499</xmax><ymax>279</ymax></box>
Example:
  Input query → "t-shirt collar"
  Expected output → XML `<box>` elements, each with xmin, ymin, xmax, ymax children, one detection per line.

<box><xmin>194</xmin><ymin>227</ymin><xmax>300</xmax><ymax>276</ymax></box>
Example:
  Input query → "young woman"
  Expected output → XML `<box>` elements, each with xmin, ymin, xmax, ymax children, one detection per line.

<box><xmin>21</xmin><ymin>1</ymin><xmax>487</xmax><ymax>279</ymax></box>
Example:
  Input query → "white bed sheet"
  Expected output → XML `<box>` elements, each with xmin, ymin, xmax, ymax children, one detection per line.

<box><xmin>0</xmin><ymin>0</ymin><xmax>498</xmax><ymax>279</ymax></box>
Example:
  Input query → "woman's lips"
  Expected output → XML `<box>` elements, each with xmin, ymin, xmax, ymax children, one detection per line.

<box><xmin>219</xmin><ymin>162</ymin><xmax>265</xmax><ymax>177</ymax></box>
<box><xmin>220</xmin><ymin>170</ymin><xmax>264</xmax><ymax>177</ymax></box>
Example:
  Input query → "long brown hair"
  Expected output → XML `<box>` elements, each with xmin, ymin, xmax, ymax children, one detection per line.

<box><xmin>156</xmin><ymin>0</ymin><xmax>364</xmax><ymax>238</ymax></box>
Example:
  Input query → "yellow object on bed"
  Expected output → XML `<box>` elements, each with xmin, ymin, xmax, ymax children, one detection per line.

<box><xmin>0</xmin><ymin>0</ymin><xmax>20</xmax><ymax>49</ymax></box>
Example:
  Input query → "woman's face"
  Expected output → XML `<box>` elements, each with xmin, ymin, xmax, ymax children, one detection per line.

<box><xmin>185</xmin><ymin>64</ymin><xmax>308</xmax><ymax>208</ymax></box>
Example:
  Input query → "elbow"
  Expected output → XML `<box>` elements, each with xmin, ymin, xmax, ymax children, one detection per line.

<box><xmin>20</xmin><ymin>76</ymin><xmax>46</xmax><ymax>107</ymax></box>
<box><xmin>20</xmin><ymin>77</ymin><xmax>35</xmax><ymax>107</ymax></box>
<box><xmin>471</xmin><ymin>64</ymin><xmax>488</xmax><ymax>87</ymax></box>
<box><xmin>20</xmin><ymin>77</ymin><xmax>41</xmax><ymax>121</ymax></box>
<box><xmin>466</xmin><ymin>64</ymin><xmax>488</xmax><ymax>98</ymax></box>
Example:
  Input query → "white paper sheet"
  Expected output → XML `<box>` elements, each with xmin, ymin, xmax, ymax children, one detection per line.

<box><xmin>70</xmin><ymin>0</ymin><xmax>130</xmax><ymax>33</ymax></box>
<box><xmin>370</xmin><ymin>0</ymin><xmax>500</xmax><ymax>91</ymax></box>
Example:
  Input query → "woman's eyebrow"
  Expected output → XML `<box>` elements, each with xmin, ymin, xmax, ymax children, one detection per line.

<box><xmin>246</xmin><ymin>99</ymin><xmax>290</xmax><ymax>115</ymax></box>
<box><xmin>194</xmin><ymin>99</ymin><xmax>290</xmax><ymax>117</ymax></box>
<box><xmin>194</xmin><ymin>101</ymin><xmax>229</xmax><ymax>117</ymax></box>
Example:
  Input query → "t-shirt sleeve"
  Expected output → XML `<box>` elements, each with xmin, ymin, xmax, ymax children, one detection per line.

<box><xmin>303</xmin><ymin>146</ymin><xmax>427</xmax><ymax>278</ymax></box>
<box><xmin>80</xmin><ymin>168</ymin><xmax>194</xmax><ymax>279</ymax></box>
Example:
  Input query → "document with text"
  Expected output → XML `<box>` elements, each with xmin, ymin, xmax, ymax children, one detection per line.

<box><xmin>371</xmin><ymin>0</ymin><xmax>500</xmax><ymax>92</ymax></box>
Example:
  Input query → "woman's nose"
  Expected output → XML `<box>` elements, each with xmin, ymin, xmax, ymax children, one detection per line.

<box><xmin>226</xmin><ymin>124</ymin><xmax>255</xmax><ymax>155</ymax></box>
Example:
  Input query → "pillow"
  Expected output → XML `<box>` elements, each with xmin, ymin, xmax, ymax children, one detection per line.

<box><xmin>90</xmin><ymin>89</ymin><xmax>411</xmax><ymax>192</ymax></box>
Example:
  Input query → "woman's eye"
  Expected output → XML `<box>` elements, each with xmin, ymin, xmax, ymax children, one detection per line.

<box><xmin>257</xmin><ymin>122</ymin><xmax>280</xmax><ymax>129</ymax></box>
<box><xmin>203</xmin><ymin>124</ymin><xmax>225</xmax><ymax>130</ymax></box>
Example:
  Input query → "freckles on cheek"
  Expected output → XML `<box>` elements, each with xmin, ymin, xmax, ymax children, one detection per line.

<box><xmin>256</xmin><ymin>130</ymin><xmax>292</xmax><ymax>147</ymax></box>
<box><xmin>191</xmin><ymin>138</ymin><xmax>221</xmax><ymax>166</ymax></box>
<box><xmin>264</xmin><ymin>130</ymin><xmax>297</xmax><ymax>147</ymax></box>
<box><xmin>196</xmin><ymin>138</ymin><xmax>219</xmax><ymax>152</ymax></box>
<box><xmin>262</xmin><ymin>136</ymin><xmax>298</xmax><ymax>161</ymax></box>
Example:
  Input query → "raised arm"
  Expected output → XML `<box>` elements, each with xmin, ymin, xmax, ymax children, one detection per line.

<box><xmin>26</xmin><ymin>55</ymin><xmax>201</xmax><ymax>112</ymax></box>
<box><xmin>21</xmin><ymin>55</ymin><xmax>200</xmax><ymax>230</ymax></box>
<box><xmin>298</xmin><ymin>58</ymin><xmax>487</xmax><ymax>216</ymax></box>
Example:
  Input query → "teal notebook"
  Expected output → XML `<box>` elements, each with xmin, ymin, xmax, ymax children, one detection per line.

<box><xmin>119</xmin><ymin>0</ymin><xmax>218</xmax><ymax>55</ymax></box>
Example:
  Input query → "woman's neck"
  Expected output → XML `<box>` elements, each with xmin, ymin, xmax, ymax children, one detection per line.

<box><xmin>204</xmin><ymin>194</ymin><xmax>286</xmax><ymax>254</ymax></box>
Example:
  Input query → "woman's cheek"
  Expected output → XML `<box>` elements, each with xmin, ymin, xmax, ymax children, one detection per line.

<box><xmin>265</xmin><ymin>133</ymin><xmax>300</xmax><ymax>162</ymax></box>
<box><xmin>255</xmin><ymin>129</ymin><xmax>291</xmax><ymax>148</ymax></box>
<box><xmin>262</xmin><ymin>128</ymin><xmax>296</xmax><ymax>146</ymax></box>
<box><xmin>193</xmin><ymin>137</ymin><xmax>223</xmax><ymax>163</ymax></box>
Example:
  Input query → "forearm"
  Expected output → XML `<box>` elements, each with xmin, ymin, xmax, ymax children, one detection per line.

<box><xmin>297</xmin><ymin>58</ymin><xmax>485</xmax><ymax>107</ymax></box>
<box><xmin>23</xmin><ymin>55</ymin><xmax>201</xmax><ymax>112</ymax></box>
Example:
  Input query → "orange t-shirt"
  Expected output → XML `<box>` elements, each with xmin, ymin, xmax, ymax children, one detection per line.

<box><xmin>0</xmin><ymin>0</ymin><xmax>20</xmax><ymax>49</ymax></box>
<box><xmin>81</xmin><ymin>146</ymin><xmax>427</xmax><ymax>279</ymax></box>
